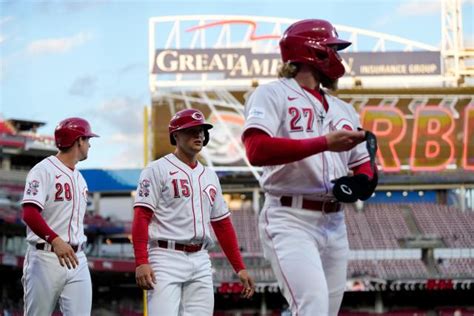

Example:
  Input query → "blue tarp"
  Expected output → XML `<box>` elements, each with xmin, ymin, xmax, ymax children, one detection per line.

<box><xmin>80</xmin><ymin>169</ymin><xmax>141</xmax><ymax>192</ymax></box>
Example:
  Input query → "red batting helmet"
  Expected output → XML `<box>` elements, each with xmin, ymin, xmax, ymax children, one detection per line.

<box><xmin>168</xmin><ymin>109</ymin><xmax>213</xmax><ymax>146</ymax></box>
<box><xmin>279</xmin><ymin>19</ymin><xmax>351</xmax><ymax>80</ymax></box>
<box><xmin>54</xmin><ymin>117</ymin><xmax>99</xmax><ymax>149</ymax></box>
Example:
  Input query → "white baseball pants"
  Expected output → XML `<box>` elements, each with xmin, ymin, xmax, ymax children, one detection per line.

<box><xmin>259</xmin><ymin>195</ymin><xmax>349</xmax><ymax>316</ymax></box>
<box><xmin>22</xmin><ymin>245</ymin><xmax>92</xmax><ymax>316</ymax></box>
<box><xmin>147</xmin><ymin>247</ymin><xmax>214</xmax><ymax>316</ymax></box>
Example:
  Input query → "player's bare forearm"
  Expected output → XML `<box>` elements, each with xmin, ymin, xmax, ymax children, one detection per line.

<box><xmin>135</xmin><ymin>263</ymin><xmax>156</xmax><ymax>290</ymax></box>
<box><xmin>51</xmin><ymin>237</ymin><xmax>79</xmax><ymax>269</ymax></box>
<box><xmin>237</xmin><ymin>269</ymin><xmax>255</xmax><ymax>299</ymax></box>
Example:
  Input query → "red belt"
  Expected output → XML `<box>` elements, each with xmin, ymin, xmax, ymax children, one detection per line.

<box><xmin>36</xmin><ymin>243</ymin><xmax>84</xmax><ymax>253</ymax></box>
<box><xmin>153</xmin><ymin>240</ymin><xmax>203</xmax><ymax>253</ymax></box>
<box><xmin>280</xmin><ymin>196</ymin><xmax>341</xmax><ymax>213</ymax></box>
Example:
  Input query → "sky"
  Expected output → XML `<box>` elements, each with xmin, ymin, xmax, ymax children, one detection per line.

<box><xmin>1</xmin><ymin>0</ymin><xmax>473</xmax><ymax>170</ymax></box>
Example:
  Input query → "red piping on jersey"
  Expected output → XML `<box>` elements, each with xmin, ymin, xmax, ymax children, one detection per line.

<box><xmin>243</xmin><ymin>122</ymin><xmax>274</xmax><ymax>138</ymax></box>
<box><xmin>349</xmin><ymin>155</ymin><xmax>370</xmax><ymax>166</ymax></box>
<box><xmin>211</xmin><ymin>211</ymin><xmax>230</xmax><ymax>221</ymax></box>
<box><xmin>280</xmin><ymin>79</ymin><xmax>308</xmax><ymax>99</ymax></box>
<box><xmin>198</xmin><ymin>167</ymin><xmax>206</xmax><ymax>242</ymax></box>
<box><xmin>22</xmin><ymin>199</ymin><xmax>45</xmax><ymax>209</ymax></box>
<box><xmin>322</xmin><ymin>145</ymin><xmax>329</xmax><ymax>194</ymax></box>
<box><xmin>134</xmin><ymin>201</ymin><xmax>155</xmax><ymax>210</ymax></box>
<box><xmin>76</xmin><ymin>173</ymin><xmax>81</xmax><ymax>241</ymax></box>
<box><xmin>299</xmin><ymin>86</ymin><xmax>331</xmax><ymax>194</ymax></box>
<box><xmin>23</xmin><ymin>250</ymin><xmax>32</xmax><ymax>315</ymax></box>
<box><xmin>301</xmin><ymin>86</ymin><xmax>329</xmax><ymax>112</ymax></box>
<box><xmin>47</xmin><ymin>157</ymin><xmax>76</xmax><ymax>244</ymax></box>
<box><xmin>164</xmin><ymin>156</ymin><xmax>197</xmax><ymax>240</ymax></box>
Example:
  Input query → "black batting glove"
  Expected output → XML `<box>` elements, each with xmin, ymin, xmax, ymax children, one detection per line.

<box><xmin>358</xmin><ymin>172</ymin><xmax>378</xmax><ymax>201</ymax></box>
<box><xmin>332</xmin><ymin>174</ymin><xmax>370</xmax><ymax>203</ymax></box>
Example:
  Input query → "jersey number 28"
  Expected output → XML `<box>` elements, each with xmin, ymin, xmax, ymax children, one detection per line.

<box><xmin>55</xmin><ymin>183</ymin><xmax>72</xmax><ymax>201</ymax></box>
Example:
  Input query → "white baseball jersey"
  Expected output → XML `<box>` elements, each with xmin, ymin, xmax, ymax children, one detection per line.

<box><xmin>21</xmin><ymin>155</ymin><xmax>88</xmax><ymax>245</ymax></box>
<box><xmin>134</xmin><ymin>153</ymin><xmax>230</xmax><ymax>246</ymax></box>
<box><xmin>243</xmin><ymin>77</ymin><xmax>370</xmax><ymax>198</ymax></box>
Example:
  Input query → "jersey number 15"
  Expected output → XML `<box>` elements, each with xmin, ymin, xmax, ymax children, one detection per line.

<box><xmin>171</xmin><ymin>179</ymin><xmax>191</xmax><ymax>198</ymax></box>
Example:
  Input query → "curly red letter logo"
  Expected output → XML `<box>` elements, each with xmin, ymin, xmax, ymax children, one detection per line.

<box><xmin>204</xmin><ymin>185</ymin><xmax>217</xmax><ymax>206</ymax></box>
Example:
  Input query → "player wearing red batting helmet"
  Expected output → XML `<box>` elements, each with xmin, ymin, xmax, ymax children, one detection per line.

<box><xmin>132</xmin><ymin>108</ymin><xmax>254</xmax><ymax>315</ymax></box>
<box><xmin>168</xmin><ymin>109</ymin><xmax>213</xmax><ymax>146</ymax></box>
<box><xmin>279</xmin><ymin>19</ymin><xmax>351</xmax><ymax>91</ymax></box>
<box><xmin>21</xmin><ymin>117</ymin><xmax>98</xmax><ymax>315</ymax></box>
<box><xmin>55</xmin><ymin>117</ymin><xmax>99</xmax><ymax>149</ymax></box>
<box><xmin>279</xmin><ymin>19</ymin><xmax>351</xmax><ymax>81</ymax></box>
<box><xmin>243</xmin><ymin>19</ymin><xmax>378</xmax><ymax>316</ymax></box>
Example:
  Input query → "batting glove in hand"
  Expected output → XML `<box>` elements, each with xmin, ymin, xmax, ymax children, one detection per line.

<box><xmin>332</xmin><ymin>174</ymin><xmax>371</xmax><ymax>203</ymax></box>
<box><xmin>332</xmin><ymin>128</ymin><xmax>379</xmax><ymax>203</ymax></box>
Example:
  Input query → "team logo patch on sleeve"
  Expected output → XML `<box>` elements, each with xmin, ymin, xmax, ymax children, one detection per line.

<box><xmin>138</xmin><ymin>179</ymin><xmax>151</xmax><ymax>197</ymax></box>
<box><xmin>26</xmin><ymin>180</ymin><xmax>40</xmax><ymax>196</ymax></box>
<box><xmin>204</xmin><ymin>185</ymin><xmax>217</xmax><ymax>206</ymax></box>
<box><xmin>248</xmin><ymin>107</ymin><xmax>265</xmax><ymax>119</ymax></box>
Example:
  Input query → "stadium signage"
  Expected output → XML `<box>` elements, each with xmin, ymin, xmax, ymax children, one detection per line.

<box><xmin>152</xmin><ymin>48</ymin><xmax>441</xmax><ymax>77</ymax></box>
<box><xmin>344</xmin><ymin>51</ymin><xmax>441</xmax><ymax>76</ymax></box>
<box><xmin>361</xmin><ymin>105</ymin><xmax>474</xmax><ymax>172</ymax></box>
<box><xmin>153</xmin><ymin>48</ymin><xmax>280</xmax><ymax>78</ymax></box>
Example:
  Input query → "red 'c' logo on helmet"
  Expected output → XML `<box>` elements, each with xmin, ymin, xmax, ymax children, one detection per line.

<box><xmin>191</xmin><ymin>112</ymin><xmax>203</xmax><ymax>121</ymax></box>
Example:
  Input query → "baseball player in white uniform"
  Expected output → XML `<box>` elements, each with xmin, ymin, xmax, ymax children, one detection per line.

<box><xmin>21</xmin><ymin>117</ymin><xmax>98</xmax><ymax>315</ymax></box>
<box><xmin>132</xmin><ymin>108</ymin><xmax>255</xmax><ymax>315</ymax></box>
<box><xmin>242</xmin><ymin>19</ymin><xmax>378</xmax><ymax>315</ymax></box>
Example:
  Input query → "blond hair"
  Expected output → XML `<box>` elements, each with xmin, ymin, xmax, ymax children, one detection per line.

<box><xmin>278</xmin><ymin>62</ymin><xmax>299</xmax><ymax>78</ymax></box>
<box><xmin>278</xmin><ymin>61</ymin><xmax>339</xmax><ymax>91</ymax></box>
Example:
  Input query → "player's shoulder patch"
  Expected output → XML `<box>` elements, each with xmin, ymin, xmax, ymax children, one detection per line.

<box><xmin>26</xmin><ymin>179</ymin><xmax>40</xmax><ymax>196</ymax></box>
<box><xmin>138</xmin><ymin>178</ymin><xmax>152</xmax><ymax>197</ymax></box>
<box><xmin>248</xmin><ymin>106</ymin><xmax>266</xmax><ymax>119</ymax></box>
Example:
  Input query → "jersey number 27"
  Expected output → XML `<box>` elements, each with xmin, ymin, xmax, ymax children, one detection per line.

<box><xmin>289</xmin><ymin>107</ymin><xmax>315</xmax><ymax>132</ymax></box>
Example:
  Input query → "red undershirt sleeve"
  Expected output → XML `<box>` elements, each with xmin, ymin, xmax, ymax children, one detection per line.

<box><xmin>352</xmin><ymin>160</ymin><xmax>376</xmax><ymax>180</ymax></box>
<box><xmin>242</xmin><ymin>128</ymin><xmax>328</xmax><ymax>166</ymax></box>
<box><xmin>211</xmin><ymin>216</ymin><xmax>246</xmax><ymax>273</ymax></box>
<box><xmin>132</xmin><ymin>206</ymin><xmax>153</xmax><ymax>267</ymax></box>
<box><xmin>22</xmin><ymin>203</ymin><xmax>58</xmax><ymax>244</ymax></box>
